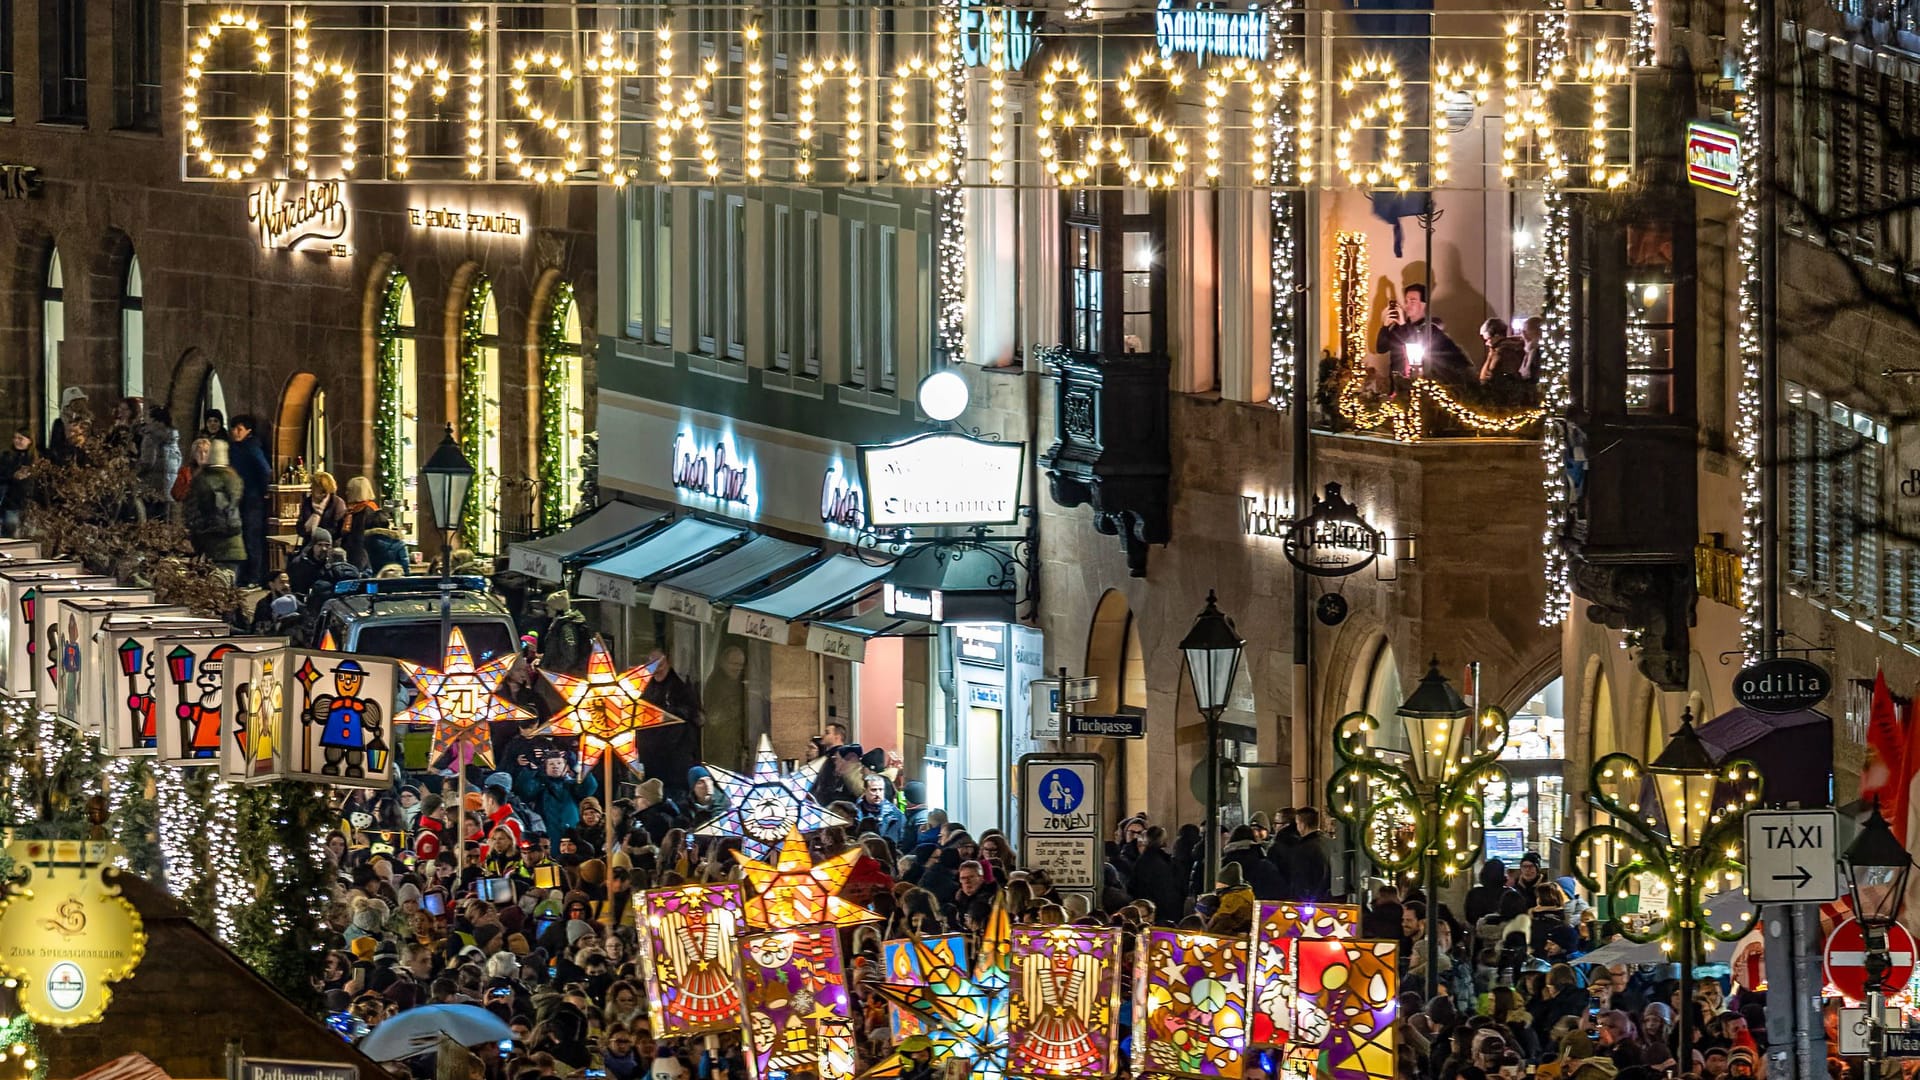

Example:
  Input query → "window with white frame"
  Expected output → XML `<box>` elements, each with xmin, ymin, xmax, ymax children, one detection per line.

<box><xmin>121</xmin><ymin>255</ymin><xmax>144</xmax><ymax>397</ymax></box>
<box><xmin>1785</xmin><ymin>382</ymin><xmax>1899</xmax><ymax>624</ymax></box>
<box><xmin>653</xmin><ymin>189</ymin><xmax>674</xmax><ymax>345</ymax></box>
<box><xmin>625</xmin><ymin>187</ymin><xmax>649</xmax><ymax>339</ymax></box>
<box><xmin>725</xmin><ymin>195</ymin><xmax>747</xmax><ymax>361</ymax></box>
<box><xmin>802</xmin><ymin>210</ymin><xmax>821</xmax><ymax>377</ymax></box>
<box><xmin>695</xmin><ymin>191</ymin><xmax>718</xmax><ymax>354</ymax></box>
<box><xmin>847</xmin><ymin>220</ymin><xmax>867</xmax><ymax>387</ymax></box>
<box><xmin>772</xmin><ymin>205</ymin><xmax>792</xmax><ymax>371</ymax></box>
<box><xmin>878</xmin><ymin>224</ymin><xmax>898</xmax><ymax>392</ymax></box>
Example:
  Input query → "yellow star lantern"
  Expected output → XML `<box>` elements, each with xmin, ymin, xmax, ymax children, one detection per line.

<box><xmin>735</xmin><ymin>826</ymin><xmax>881</xmax><ymax>930</ymax></box>
<box><xmin>541</xmin><ymin>640</ymin><xmax>680</xmax><ymax>771</ymax></box>
<box><xmin>399</xmin><ymin>626</ymin><xmax>532</xmax><ymax>772</ymax></box>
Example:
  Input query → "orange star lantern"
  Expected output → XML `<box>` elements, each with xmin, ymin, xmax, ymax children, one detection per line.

<box><xmin>398</xmin><ymin>626</ymin><xmax>532</xmax><ymax>772</ymax></box>
<box><xmin>735</xmin><ymin>826</ymin><xmax>881</xmax><ymax>930</ymax></box>
<box><xmin>541</xmin><ymin>640</ymin><xmax>679</xmax><ymax>770</ymax></box>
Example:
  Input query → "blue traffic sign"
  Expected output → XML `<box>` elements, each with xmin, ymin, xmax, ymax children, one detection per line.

<box><xmin>1038</xmin><ymin>768</ymin><xmax>1086</xmax><ymax>815</ymax></box>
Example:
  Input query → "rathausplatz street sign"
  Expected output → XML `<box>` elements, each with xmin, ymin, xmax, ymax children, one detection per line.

<box><xmin>1742</xmin><ymin>809</ymin><xmax>1840</xmax><ymax>904</ymax></box>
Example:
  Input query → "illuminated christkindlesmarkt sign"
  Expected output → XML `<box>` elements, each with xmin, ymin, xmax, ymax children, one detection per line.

<box><xmin>176</xmin><ymin>1</ymin><xmax>1640</xmax><ymax>191</ymax></box>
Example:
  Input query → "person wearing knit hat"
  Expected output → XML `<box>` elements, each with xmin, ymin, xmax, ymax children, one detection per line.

<box><xmin>566</xmin><ymin>918</ymin><xmax>597</xmax><ymax>947</ymax></box>
<box><xmin>396</xmin><ymin>882</ymin><xmax>422</xmax><ymax>911</ymax></box>
<box><xmin>608</xmin><ymin>848</ymin><xmax>632</xmax><ymax>872</ymax></box>
<box><xmin>485</xmin><ymin>951</ymin><xmax>520</xmax><ymax>980</ymax></box>
<box><xmin>506</xmin><ymin>933</ymin><xmax>532</xmax><ymax>957</ymax></box>
<box><xmin>349</xmin><ymin>935</ymin><xmax>378</xmax><ymax>960</ymax></box>
<box><xmin>579</xmin><ymin>858</ymin><xmax>608</xmax><ymax>886</ymax></box>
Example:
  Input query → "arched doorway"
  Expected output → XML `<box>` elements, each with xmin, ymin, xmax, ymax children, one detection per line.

<box><xmin>538</xmin><ymin>282</ymin><xmax>587</xmax><ymax>528</ymax></box>
<box><xmin>1484</xmin><ymin>676</ymin><xmax>1569</xmax><ymax>866</ymax></box>
<box><xmin>456</xmin><ymin>275</ymin><xmax>502</xmax><ymax>553</ymax></box>
<box><xmin>275</xmin><ymin>373</ymin><xmax>329</xmax><ymax>475</ymax></box>
<box><xmin>121</xmin><ymin>254</ymin><xmax>144</xmax><ymax>398</ymax></box>
<box><xmin>1085</xmin><ymin>589</ymin><xmax>1148</xmax><ymax>819</ymax></box>
<box><xmin>373</xmin><ymin>270</ymin><xmax>421</xmax><ymax>542</ymax></box>
<box><xmin>41</xmin><ymin>249</ymin><xmax>65</xmax><ymax>440</ymax></box>
<box><xmin>166</xmin><ymin>349</ymin><xmax>227</xmax><ymax>442</ymax></box>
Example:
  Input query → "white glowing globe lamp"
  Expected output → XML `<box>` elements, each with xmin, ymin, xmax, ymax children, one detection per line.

<box><xmin>918</xmin><ymin>369</ymin><xmax>970</xmax><ymax>422</ymax></box>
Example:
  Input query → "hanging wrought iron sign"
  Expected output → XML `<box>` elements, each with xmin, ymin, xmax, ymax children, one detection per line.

<box><xmin>1282</xmin><ymin>483</ymin><xmax>1384</xmax><ymax>577</ymax></box>
<box><xmin>1732</xmin><ymin>657</ymin><xmax>1831</xmax><ymax>714</ymax></box>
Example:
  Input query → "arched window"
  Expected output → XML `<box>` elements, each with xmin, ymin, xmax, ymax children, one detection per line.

<box><xmin>121</xmin><ymin>255</ymin><xmax>144</xmax><ymax>397</ymax></box>
<box><xmin>457</xmin><ymin>275</ymin><xmax>502</xmax><ymax>553</ymax></box>
<box><xmin>538</xmin><ymin>282</ymin><xmax>587</xmax><ymax>528</ymax></box>
<box><xmin>41</xmin><ymin>250</ymin><xmax>64</xmax><ymax>440</ymax></box>
<box><xmin>374</xmin><ymin>270</ymin><xmax>421</xmax><ymax>542</ymax></box>
<box><xmin>1591</xmin><ymin>668</ymin><xmax>1618</xmax><ymax>761</ymax></box>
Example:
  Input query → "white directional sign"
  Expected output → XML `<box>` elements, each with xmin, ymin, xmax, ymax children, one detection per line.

<box><xmin>1743</xmin><ymin>808</ymin><xmax>1841</xmax><ymax>903</ymax></box>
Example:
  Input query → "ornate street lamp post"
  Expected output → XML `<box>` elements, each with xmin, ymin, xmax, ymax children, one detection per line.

<box><xmin>1843</xmin><ymin>802</ymin><xmax>1913</xmax><ymax>1080</ymax></box>
<box><xmin>1571</xmin><ymin>710</ymin><xmax>1760</xmax><ymax>1073</ymax></box>
<box><xmin>1181</xmin><ymin>590</ymin><xmax>1244</xmax><ymax>888</ymax></box>
<box><xmin>1329</xmin><ymin>658</ymin><xmax>1511</xmax><ymax>996</ymax></box>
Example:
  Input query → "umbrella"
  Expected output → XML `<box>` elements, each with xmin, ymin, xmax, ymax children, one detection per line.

<box><xmin>357</xmin><ymin>1004</ymin><xmax>514</xmax><ymax>1062</ymax></box>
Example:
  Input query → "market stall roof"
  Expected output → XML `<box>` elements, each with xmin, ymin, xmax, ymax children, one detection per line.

<box><xmin>726</xmin><ymin>555</ymin><xmax>893</xmax><ymax>646</ymax></box>
<box><xmin>1696</xmin><ymin>705</ymin><xmax>1832</xmax><ymax>809</ymax></box>
<box><xmin>577</xmin><ymin>517</ymin><xmax>750</xmax><ymax>605</ymax></box>
<box><xmin>506</xmin><ymin>502</ymin><xmax>664</xmax><ymax>583</ymax></box>
<box><xmin>651</xmin><ymin>536</ymin><xmax>817</xmax><ymax>618</ymax></box>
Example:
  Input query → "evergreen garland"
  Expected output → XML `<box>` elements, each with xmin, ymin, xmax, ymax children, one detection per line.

<box><xmin>537</xmin><ymin>283</ymin><xmax>577</xmax><ymax>530</ymax></box>
<box><xmin>231</xmin><ymin>783</ymin><xmax>331</xmax><ymax>1011</ymax></box>
<box><xmin>373</xmin><ymin>270</ymin><xmax>411</xmax><ymax>509</ymax></box>
<box><xmin>0</xmin><ymin>1010</ymin><xmax>46</xmax><ymax>1080</ymax></box>
<box><xmin>457</xmin><ymin>275</ymin><xmax>494</xmax><ymax>547</ymax></box>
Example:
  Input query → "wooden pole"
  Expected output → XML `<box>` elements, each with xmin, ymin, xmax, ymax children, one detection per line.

<box><xmin>602</xmin><ymin>751</ymin><xmax>615</xmax><ymax>933</ymax></box>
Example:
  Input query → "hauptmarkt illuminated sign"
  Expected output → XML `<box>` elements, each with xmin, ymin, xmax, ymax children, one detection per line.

<box><xmin>247</xmin><ymin>178</ymin><xmax>349</xmax><ymax>254</ymax></box>
<box><xmin>176</xmin><ymin>0</ymin><xmax>1640</xmax><ymax>192</ymax></box>
<box><xmin>409</xmin><ymin>205</ymin><xmax>525</xmax><ymax>237</ymax></box>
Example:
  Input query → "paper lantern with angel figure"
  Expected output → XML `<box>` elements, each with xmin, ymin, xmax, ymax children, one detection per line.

<box><xmin>1295</xmin><ymin>939</ymin><xmax>1398</xmax><ymax>1080</ymax></box>
<box><xmin>1250</xmin><ymin>901</ymin><xmax>1362</xmax><ymax>1047</ymax></box>
<box><xmin>1007</xmin><ymin>925</ymin><xmax>1122</xmax><ymax>1079</ymax></box>
<box><xmin>542</xmin><ymin>640</ymin><xmax>680</xmax><ymax>772</ymax></box>
<box><xmin>638</xmin><ymin>882</ymin><xmax>749</xmax><ymax>1037</ymax></box>
<box><xmin>741</xmin><ymin>925</ymin><xmax>852</xmax><ymax>1080</ymax></box>
<box><xmin>864</xmin><ymin>901</ymin><xmax>1014</xmax><ymax>1080</ymax></box>
<box><xmin>697</xmin><ymin>734</ymin><xmax>852</xmax><ymax>861</ymax></box>
<box><xmin>1132</xmin><ymin>928</ymin><xmax>1249</xmax><ymax>1080</ymax></box>
<box><xmin>399</xmin><ymin>626</ymin><xmax>530</xmax><ymax>772</ymax></box>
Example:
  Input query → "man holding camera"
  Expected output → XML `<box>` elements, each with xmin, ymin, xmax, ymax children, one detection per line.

<box><xmin>1375</xmin><ymin>283</ymin><xmax>1471</xmax><ymax>383</ymax></box>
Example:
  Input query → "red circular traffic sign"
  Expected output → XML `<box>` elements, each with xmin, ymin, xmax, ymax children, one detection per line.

<box><xmin>1825</xmin><ymin>916</ymin><xmax>1918</xmax><ymax>1001</ymax></box>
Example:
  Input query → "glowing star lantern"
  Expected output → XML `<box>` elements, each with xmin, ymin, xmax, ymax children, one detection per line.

<box><xmin>882</xmin><ymin>934</ymin><xmax>969</xmax><ymax>1040</ymax></box>
<box><xmin>638</xmin><ymin>882</ymin><xmax>749</xmax><ymax>1037</ymax></box>
<box><xmin>697</xmin><ymin>734</ymin><xmax>853</xmax><ymax>860</ymax></box>
<box><xmin>1133</xmin><ymin>928</ymin><xmax>1250</xmax><ymax>1080</ymax></box>
<box><xmin>863</xmin><ymin>901</ymin><xmax>1014</xmax><ymax>1080</ymax></box>
<box><xmin>741</xmin><ymin>925</ymin><xmax>853</xmax><ymax>1080</ymax></box>
<box><xmin>0</xmin><ymin>839</ymin><xmax>147</xmax><ymax>1027</ymax></box>
<box><xmin>1007</xmin><ymin>925</ymin><xmax>1123</xmax><ymax>1079</ymax></box>
<box><xmin>735</xmin><ymin>826</ymin><xmax>880</xmax><ymax>930</ymax></box>
<box><xmin>398</xmin><ymin>626</ymin><xmax>530</xmax><ymax>772</ymax></box>
<box><xmin>541</xmin><ymin>639</ymin><xmax>679</xmax><ymax>771</ymax></box>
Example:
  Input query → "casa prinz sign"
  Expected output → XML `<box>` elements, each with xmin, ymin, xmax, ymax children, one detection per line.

<box><xmin>176</xmin><ymin>0</ymin><xmax>1639</xmax><ymax>192</ymax></box>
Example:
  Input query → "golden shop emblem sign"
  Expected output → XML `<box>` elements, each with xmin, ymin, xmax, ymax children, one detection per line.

<box><xmin>0</xmin><ymin>839</ymin><xmax>146</xmax><ymax>1027</ymax></box>
<box><xmin>247</xmin><ymin>179</ymin><xmax>349</xmax><ymax>253</ymax></box>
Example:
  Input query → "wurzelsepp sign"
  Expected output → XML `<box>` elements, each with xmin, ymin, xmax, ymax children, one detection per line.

<box><xmin>176</xmin><ymin>0</ymin><xmax>1640</xmax><ymax>191</ymax></box>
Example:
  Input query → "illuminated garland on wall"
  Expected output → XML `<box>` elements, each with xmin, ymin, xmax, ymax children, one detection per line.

<box><xmin>457</xmin><ymin>275</ymin><xmax>494</xmax><ymax>547</ymax></box>
<box><xmin>1537</xmin><ymin>190</ymin><xmax>1574</xmax><ymax>625</ymax></box>
<box><xmin>537</xmin><ymin>282</ymin><xmax>578</xmax><ymax>530</ymax></box>
<box><xmin>1734</xmin><ymin>0</ymin><xmax>1763</xmax><ymax>652</ymax></box>
<box><xmin>0</xmin><ymin>1012</ymin><xmax>44</xmax><ymax>1080</ymax></box>
<box><xmin>934</xmin><ymin>0</ymin><xmax>966</xmax><ymax>364</ymax></box>
<box><xmin>1267</xmin><ymin>0</ymin><xmax>1299</xmax><ymax>409</ymax></box>
<box><xmin>1335</xmin><ymin>231</ymin><xmax>1369</xmax><ymax>362</ymax></box>
<box><xmin>372</xmin><ymin>270</ymin><xmax>410</xmax><ymax>509</ymax></box>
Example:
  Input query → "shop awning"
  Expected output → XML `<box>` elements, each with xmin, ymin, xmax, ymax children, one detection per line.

<box><xmin>726</xmin><ymin>555</ymin><xmax>894</xmax><ymax>646</ymax></box>
<box><xmin>577</xmin><ymin>518</ymin><xmax>750</xmax><ymax>606</ymax></box>
<box><xmin>805</xmin><ymin>605</ymin><xmax>921</xmax><ymax>664</ymax></box>
<box><xmin>650</xmin><ymin>536</ymin><xmax>817</xmax><ymax>623</ymax></box>
<box><xmin>506</xmin><ymin>502</ymin><xmax>664</xmax><ymax>582</ymax></box>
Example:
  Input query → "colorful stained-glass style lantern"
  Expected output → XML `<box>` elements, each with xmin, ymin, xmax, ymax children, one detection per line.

<box><xmin>1295</xmin><ymin>939</ymin><xmax>1399</xmax><ymax>1080</ymax></box>
<box><xmin>638</xmin><ymin>882</ymin><xmax>747</xmax><ymax>1037</ymax></box>
<box><xmin>1251</xmin><ymin>901</ymin><xmax>1362</xmax><ymax>1047</ymax></box>
<box><xmin>696</xmin><ymin>734</ymin><xmax>853</xmax><ymax>861</ymax></box>
<box><xmin>741</xmin><ymin>925</ymin><xmax>853</xmax><ymax>1080</ymax></box>
<box><xmin>542</xmin><ymin>640</ymin><xmax>679</xmax><ymax>771</ymax></box>
<box><xmin>1132</xmin><ymin>928</ymin><xmax>1250</xmax><ymax>1080</ymax></box>
<box><xmin>881</xmin><ymin>934</ymin><xmax>969</xmax><ymax>1040</ymax></box>
<box><xmin>866</xmin><ymin>901</ymin><xmax>1014</xmax><ymax>1080</ymax></box>
<box><xmin>398</xmin><ymin>626</ymin><xmax>530</xmax><ymax>772</ymax></box>
<box><xmin>1007</xmin><ymin>925</ymin><xmax>1122</xmax><ymax>1079</ymax></box>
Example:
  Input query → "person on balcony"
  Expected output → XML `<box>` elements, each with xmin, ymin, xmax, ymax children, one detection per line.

<box><xmin>1375</xmin><ymin>283</ymin><xmax>1471</xmax><ymax>384</ymax></box>
<box><xmin>1478</xmin><ymin>319</ymin><xmax>1530</xmax><ymax>383</ymax></box>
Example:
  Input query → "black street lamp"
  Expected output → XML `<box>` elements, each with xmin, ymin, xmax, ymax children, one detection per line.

<box><xmin>1845</xmin><ymin>801</ymin><xmax>1914</xmax><ymax>1080</ymax></box>
<box><xmin>1181</xmin><ymin>590</ymin><xmax>1244</xmax><ymax>887</ymax></box>
<box><xmin>421</xmin><ymin>425</ymin><xmax>477</xmax><ymax>680</ymax></box>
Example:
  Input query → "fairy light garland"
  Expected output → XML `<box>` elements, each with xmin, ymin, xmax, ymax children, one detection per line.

<box><xmin>0</xmin><ymin>1012</ymin><xmax>44</xmax><ymax>1080</ymax></box>
<box><xmin>373</xmin><ymin>269</ymin><xmax>410</xmax><ymax>508</ymax></box>
<box><xmin>538</xmin><ymin>282</ymin><xmax>579</xmax><ymax>529</ymax></box>
<box><xmin>210</xmin><ymin>780</ymin><xmax>249</xmax><ymax>942</ymax></box>
<box><xmin>1734</xmin><ymin>0</ymin><xmax>1763</xmax><ymax>652</ymax></box>
<box><xmin>1537</xmin><ymin>190</ymin><xmax>1574</xmax><ymax>625</ymax></box>
<box><xmin>933</xmin><ymin>0</ymin><xmax>967</xmax><ymax>364</ymax></box>
<box><xmin>1268</xmin><ymin>5</ymin><xmax>1301</xmax><ymax>410</ymax></box>
<box><xmin>457</xmin><ymin>275</ymin><xmax>494</xmax><ymax>546</ymax></box>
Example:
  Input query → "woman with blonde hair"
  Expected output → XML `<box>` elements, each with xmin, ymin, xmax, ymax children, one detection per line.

<box><xmin>338</xmin><ymin>475</ymin><xmax>380</xmax><ymax>568</ymax></box>
<box><xmin>172</xmin><ymin>437</ymin><xmax>211</xmax><ymax>503</ymax></box>
<box><xmin>298</xmin><ymin>470</ymin><xmax>348</xmax><ymax>544</ymax></box>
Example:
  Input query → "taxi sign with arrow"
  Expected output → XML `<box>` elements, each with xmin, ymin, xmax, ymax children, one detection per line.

<box><xmin>1742</xmin><ymin>808</ymin><xmax>1840</xmax><ymax>904</ymax></box>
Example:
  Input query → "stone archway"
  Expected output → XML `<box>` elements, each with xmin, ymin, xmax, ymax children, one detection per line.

<box><xmin>274</xmin><ymin>371</ymin><xmax>321</xmax><ymax>472</ymax></box>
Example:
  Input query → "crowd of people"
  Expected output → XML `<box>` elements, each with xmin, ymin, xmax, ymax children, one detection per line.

<box><xmin>320</xmin><ymin>723</ymin><xmax>1785</xmax><ymax>1080</ymax></box>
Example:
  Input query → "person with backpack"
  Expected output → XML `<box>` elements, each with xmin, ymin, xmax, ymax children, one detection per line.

<box><xmin>185</xmin><ymin>440</ymin><xmax>247</xmax><ymax>580</ymax></box>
